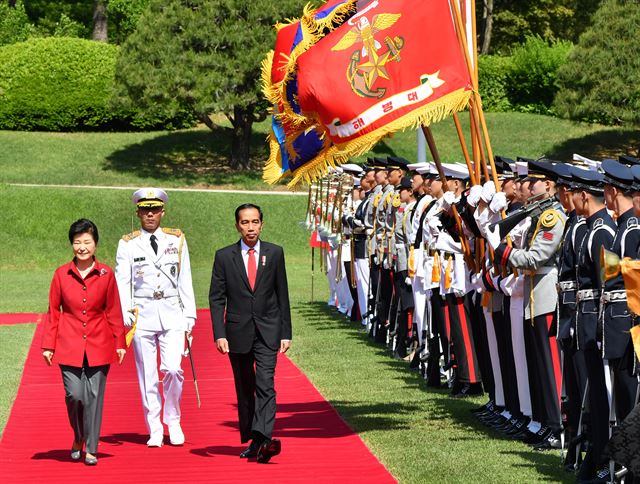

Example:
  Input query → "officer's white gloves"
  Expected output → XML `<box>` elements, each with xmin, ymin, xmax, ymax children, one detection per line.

<box><xmin>485</xmin><ymin>223</ymin><xmax>502</xmax><ymax>250</ymax></box>
<box><xmin>441</xmin><ymin>191</ymin><xmax>457</xmax><ymax>211</ymax></box>
<box><xmin>481</xmin><ymin>181</ymin><xmax>496</xmax><ymax>204</ymax></box>
<box><xmin>469</xmin><ymin>272</ymin><xmax>484</xmax><ymax>292</ymax></box>
<box><xmin>427</xmin><ymin>216</ymin><xmax>442</xmax><ymax>236</ymax></box>
<box><xmin>404</xmin><ymin>276</ymin><xmax>412</xmax><ymax>285</ymax></box>
<box><xmin>489</xmin><ymin>191</ymin><xmax>508</xmax><ymax>214</ymax></box>
<box><xmin>467</xmin><ymin>184</ymin><xmax>482</xmax><ymax>207</ymax></box>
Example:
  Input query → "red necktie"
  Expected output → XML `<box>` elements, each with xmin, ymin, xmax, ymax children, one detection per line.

<box><xmin>247</xmin><ymin>248</ymin><xmax>257</xmax><ymax>290</ymax></box>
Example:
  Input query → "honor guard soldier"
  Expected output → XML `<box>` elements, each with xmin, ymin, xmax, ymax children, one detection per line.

<box><xmin>601</xmin><ymin>160</ymin><xmax>640</xmax><ymax>424</ymax></box>
<box><xmin>390</xmin><ymin>176</ymin><xmax>416</xmax><ymax>359</ymax></box>
<box><xmin>115</xmin><ymin>188</ymin><xmax>197</xmax><ymax>447</ymax></box>
<box><xmin>344</xmin><ymin>164</ymin><xmax>376</xmax><ymax>327</ymax></box>
<box><xmin>554</xmin><ymin>163</ymin><xmax>588</xmax><ymax>466</ymax></box>
<box><xmin>491</xmin><ymin>161</ymin><xmax>567</xmax><ymax>448</ymax></box>
<box><xmin>365</xmin><ymin>157</ymin><xmax>387</xmax><ymax>332</ymax></box>
<box><xmin>568</xmin><ymin>166</ymin><xmax>616</xmax><ymax>482</ymax></box>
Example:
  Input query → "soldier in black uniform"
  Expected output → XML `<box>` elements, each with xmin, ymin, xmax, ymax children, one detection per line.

<box><xmin>554</xmin><ymin>163</ymin><xmax>588</xmax><ymax>466</ymax></box>
<box><xmin>601</xmin><ymin>159</ymin><xmax>640</xmax><ymax>424</ymax></box>
<box><xmin>570</xmin><ymin>166</ymin><xmax>617</xmax><ymax>482</ymax></box>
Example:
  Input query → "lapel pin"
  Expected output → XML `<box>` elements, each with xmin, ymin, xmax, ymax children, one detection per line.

<box><xmin>261</xmin><ymin>255</ymin><xmax>266</xmax><ymax>267</ymax></box>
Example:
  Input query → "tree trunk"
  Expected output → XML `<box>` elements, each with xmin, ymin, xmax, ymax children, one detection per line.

<box><xmin>480</xmin><ymin>0</ymin><xmax>493</xmax><ymax>54</ymax></box>
<box><xmin>92</xmin><ymin>0</ymin><xmax>108</xmax><ymax>43</ymax></box>
<box><xmin>229</xmin><ymin>105</ymin><xmax>253</xmax><ymax>170</ymax></box>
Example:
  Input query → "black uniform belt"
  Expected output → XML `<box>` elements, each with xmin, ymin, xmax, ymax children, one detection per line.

<box><xmin>602</xmin><ymin>290</ymin><xmax>627</xmax><ymax>303</ymax></box>
<box><xmin>557</xmin><ymin>281</ymin><xmax>577</xmax><ymax>292</ymax></box>
<box><xmin>576</xmin><ymin>289</ymin><xmax>600</xmax><ymax>302</ymax></box>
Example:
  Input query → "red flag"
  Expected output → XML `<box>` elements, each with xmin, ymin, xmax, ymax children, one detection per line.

<box><xmin>288</xmin><ymin>0</ymin><xmax>472</xmax><ymax>186</ymax></box>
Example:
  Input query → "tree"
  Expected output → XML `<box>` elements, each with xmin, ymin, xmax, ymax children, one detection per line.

<box><xmin>0</xmin><ymin>1</ymin><xmax>36</xmax><ymax>46</ymax></box>
<box><xmin>478</xmin><ymin>0</ymin><xmax>601</xmax><ymax>54</ymax></box>
<box><xmin>92</xmin><ymin>0</ymin><xmax>108</xmax><ymax>42</ymax></box>
<box><xmin>113</xmin><ymin>0</ymin><xmax>302</xmax><ymax>169</ymax></box>
<box><xmin>554</xmin><ymin>0</ymin><xmax>640</xmax><ymax>125</ymax></box>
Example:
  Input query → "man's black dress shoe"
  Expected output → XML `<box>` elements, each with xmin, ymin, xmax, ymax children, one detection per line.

<box><xmin>523</xmin><ymin>426</ymin><xmax>552</xmax><ymax>445</ymax></box>
<box><xmin>240</xmin><ymin>439</ymin><xmax>262</xmax><ymax>458</ymax></box>
<box><xmin>257</xmin><ymin>438</ymin><xmax>281</xmax><ymax>464</ymax></box>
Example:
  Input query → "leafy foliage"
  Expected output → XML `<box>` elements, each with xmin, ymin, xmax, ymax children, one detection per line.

<box><xmin>486</xmin><ymin>0</ymin><xmax>600</xmax><ymax>54</ymax></box>
<box><xmin>107</xmin><ymin>0</ymin><xmax>151</xmax><ymax>45</ymax></box>
<box><xmin>554</xmin><ymin>0</ymin><xmax>640</xmax><ymax>125</ymax></box>
<box><xmin>505</xmin><ymin>36</ymin><xmax>572</xmax><ymax>115</ymax></box>
<box><xmin>23</xmin><ymin>0</ymin><xmax>92</xmax><ymax>38</ymax></box>
<box><xmin>478</xmin><ymin>55</ymin><xmax>512</xmax><ymax>112</ymax></box>
<box><xmin>0</xmin><ymin>1</ymin><xmax>37</xmax><ymax>47</ymax></box>
<box><xmin>113</xmin><ymin>0</ymin><xmax>303</xmax><ymax>167</ymax></box>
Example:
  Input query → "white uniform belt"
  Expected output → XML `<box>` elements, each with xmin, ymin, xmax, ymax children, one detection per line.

<box><xmin>526</xmin><ymin>266</ymin><xmax>556</xmax><ymax>276</ymax></box>
<box><xmin>577</xmin><ymin>289</ymin><xmax>600</xmax><ymax>302</ymax></box>
<box><xmin>557</xmin><ymin>280</ymin><xmax>577</xmax><ymax>292</ymax></box>
<box><xmin>135</xmin><ymin>288</ymin><xmax>179</xmax><ymax>299</ymax></box>
<box><xmin>602</xmin><ymin>290</ymin><xmax>627</xmax><ymax>303</ymax></box>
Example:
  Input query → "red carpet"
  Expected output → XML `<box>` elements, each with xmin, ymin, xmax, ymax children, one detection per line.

<box><xmin>0</xmin><ymin>313</ymin><xmax>42</xmax><ymax>325</ymax></box>
<box><xmin>0</xmin><ymin>309</ymin><xmax>395</xmax><ymax>483</ymax></box>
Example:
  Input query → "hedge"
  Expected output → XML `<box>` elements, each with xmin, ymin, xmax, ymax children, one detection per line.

<box><xmin>0</xmin><ymin>37</ymin><xmax>194</xmax><ymax>131</ymax></box>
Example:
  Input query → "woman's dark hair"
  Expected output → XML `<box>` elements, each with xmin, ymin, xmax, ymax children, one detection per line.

<box><xmin>235</xmin><ymin>203</ymin><xmax>263</xmax><ymax>223</ymax></box>
<box><xmin>68</xmin><ymin>219</ymin><xmax>99</xmax><ymax>244</ymax></box>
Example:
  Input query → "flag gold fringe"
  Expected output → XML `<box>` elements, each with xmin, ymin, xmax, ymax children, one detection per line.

<box><xmin>271</xmin><ymin>88</ymin><xmax>472</xmax><ymax>187</ymax></box>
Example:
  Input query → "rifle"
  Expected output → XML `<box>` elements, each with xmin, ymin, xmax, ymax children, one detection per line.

<box><xmin>488</xmin><ymin>195</ymin><xmax>556</xmax><ymax>241</ymax></box>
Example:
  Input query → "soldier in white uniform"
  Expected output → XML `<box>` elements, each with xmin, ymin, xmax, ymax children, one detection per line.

<box><xmin>115</xmin><ymin>188</ymin><xmax>197</xmax><ymax>447</ymax></box>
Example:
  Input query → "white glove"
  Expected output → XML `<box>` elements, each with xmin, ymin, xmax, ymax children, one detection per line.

<box><xmin>404</xmin><ymin>276</ymin><xmax>412</xmax><ymax>285</ymax></box>
<box><xmin>485</xmin><ymin>222</ymin><xmax>502</xmax><ymax>250</ymax></box>
<box><xmin>124</xmin><ymin>310</ymin><xmax>136</xmax><ymax>328</ymax></box>
<box><xmin>469</xmin><ymin>272</ymin><xmax>484</xmax><ymax>292</ymax></box>
<box><xmin>442</xmin><ymin>191</ymin><xmax>457</xmax><ymax>211</ymax></box>
<box><xmin>498</xmin><ymin>274</ymin><xmax>515</xmax><ymax>296</ymax></box>
<box><xmin>489</xmin><ymin>192</ymin><xmax>508</xmax><ymax>213</ymax></box>
<box><xmin>467</xmin><ymin>185</ymin><xmax>482</xmax><ymax>207</ymax></box>
<box><xmin>427</xmin><ymin>216</ymin><xmax>442</xmax><ymax>236</ymax></box>
<box><xmin>481</xmin><ymin>181</ymin><xmax>496</xmax><ymax>203</ymax></box>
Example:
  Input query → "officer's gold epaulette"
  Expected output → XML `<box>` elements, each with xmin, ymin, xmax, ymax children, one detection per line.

<box><xmin>392</xmin><ymin>193</ymin><xmax>402</xmax><ymax>208</ymax></box>
<box><xmin>121</xmin><ymin>230</ymin><xmax>141</xmax><ymax>241</ymax></box>
<box><xmin>162</xmin><ymin>227</ymin><xmax>183</xmax><ymax>237</ymax></box>
<box><xmin>540</xmin><ymin>208</ymin><xmax>560</xmax><ymax>228</ymax></box>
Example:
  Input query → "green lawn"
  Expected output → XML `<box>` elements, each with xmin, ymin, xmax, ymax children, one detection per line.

<box><xmin>2</xmin><ymin>113</ymin><xmax>623</xmax><ymax>481</ymax></box>
<box><xmin>1</xmin><ymin>113</ymin><xmax>637</xmax><ymax>191</ymax></box>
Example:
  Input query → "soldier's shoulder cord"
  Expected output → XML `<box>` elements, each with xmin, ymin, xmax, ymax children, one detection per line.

<box><xmin>162</xmin><ymin>227</ymin><xmax>183</xmax><ymax>238</ymax></box>
<box><xmin>122</xmin><ymin>230</ymin><xmax>141</xmax><ymax>241</ymax></box>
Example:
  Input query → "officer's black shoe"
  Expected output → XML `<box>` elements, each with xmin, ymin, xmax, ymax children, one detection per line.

<box><xmin>470</xmin><ymin>400</ymin><xmax>494</xmax><ymax>415</ymax></box>
<box><xmin>505</xmin><ymin>417</ymin><xmax>531</xmax><ymax>436</ymax></box>
<box><xmin>451</xmin><ymin>382</ymin><xmax>483</xmax><ymax>398</ymax></box>
<box><xmin>532</xmin><ymin>431</ymin><xmax>562</xmax><ymax>451</ymax></box>
<box><xmin>523</xmin><ymin>426</ymin><xmax>552</xmax><ymax>445</ymax></box>
<box><xmin>495</xmin><ymin>417</ymin><xmax>520</xmax><ymax>433</ymax></box>
<box><xmin>577</xmin><ymin>466</ymin><xmax>610</xmax><ymax>484</ymax></box>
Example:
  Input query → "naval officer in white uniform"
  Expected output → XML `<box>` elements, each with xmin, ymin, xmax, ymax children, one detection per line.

<box><xmin>115</xmin><ymin>188</ymin><xmax>197</xmax><ymax>447</ymax></box>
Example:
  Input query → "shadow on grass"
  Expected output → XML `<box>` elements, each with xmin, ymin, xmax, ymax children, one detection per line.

<box><xmin>548</xmin><ymin>127</ymin><xmax>640</xmax><ymax>160</ymax></box>
<box><xmin>103</xmin><ymin>129</ymin><xmax>271</xmax><ymax>186</ymax></box>
<box><xmin>294</xmin><ymin>300</ymin><xmax>570</xmax><ymax>482</ymax></box>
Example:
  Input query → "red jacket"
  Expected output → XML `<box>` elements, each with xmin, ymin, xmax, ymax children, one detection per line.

<box><xmin>42</xmin><ymin>259</ymin><xmax>126</xmax><ymax>367</ymax></box>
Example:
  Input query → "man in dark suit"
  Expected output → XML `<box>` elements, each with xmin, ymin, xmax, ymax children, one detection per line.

<box><xmin>209</xmin><ymin>203</ymin><xmax>292</xmax><ymax>463</ymax></box>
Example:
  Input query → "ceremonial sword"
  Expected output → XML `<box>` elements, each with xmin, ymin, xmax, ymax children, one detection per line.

<box><xmin>185</xmin><ymin>336</ymin><xmax>201</xmax><ymax>408</ymax></box>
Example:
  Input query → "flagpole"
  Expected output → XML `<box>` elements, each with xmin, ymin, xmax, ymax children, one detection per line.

<box><xmin>452</xmin><ymin>112</ymin><xmax>477</xmax><ymax>186</ymax></box>
<box><xmin>421</xmin><ymin>125</ymin><xmax>476</xmax><ymax>273</ymax></box>
<box><xmin>449</xmin><ymin>0</ymin><xmax>499</xmax><ymax>190</ymax></box>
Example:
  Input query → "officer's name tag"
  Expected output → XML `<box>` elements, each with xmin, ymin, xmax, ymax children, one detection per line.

<box><xmin>165</xmin><ymin>247</ymin><xmax>178</xmax><ymax>255</ymax></box>
<box><xmin>134</xmin><ymin>257</ymin><xmax>146</xmax><ymax>262</ymax></box>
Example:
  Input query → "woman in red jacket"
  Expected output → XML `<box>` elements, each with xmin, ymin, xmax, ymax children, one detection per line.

<box><xmin>42</xmin><ymin>219</ymin><xmax>126</xmax><ymax>466</ymax></box>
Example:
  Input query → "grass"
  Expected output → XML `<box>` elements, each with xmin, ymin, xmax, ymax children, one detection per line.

<box><xmin>0</xmin><ymin>184</ymin><xmax>570</xmax><ymax>482</ymax></box>
<box><xmin>1</xmin><ymin>113</ymin><xmax>638</xmax><ymax>191</ymax></box>
<box><xmin>0</xmin><ymin>324</ymin><xmax>36</xmax><ymax>439</ymax></box>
